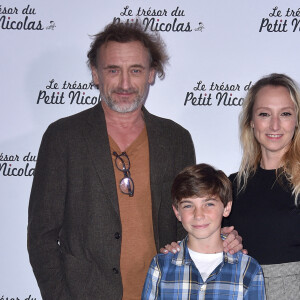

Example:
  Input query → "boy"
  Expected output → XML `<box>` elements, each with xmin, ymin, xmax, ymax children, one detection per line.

<box><xmin>142</xmin><ymin>164</ymin><xmax>265</xmax><ymax>299</ymax></box>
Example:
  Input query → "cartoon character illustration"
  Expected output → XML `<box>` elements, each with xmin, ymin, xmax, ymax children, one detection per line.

<box><xmin>46</xmin><ymin>21</ymin><xmax>56</xmax><ymax>30</ymax></box>
<box><xmin>195</xmin><ymin>22</ymin><xmax>205</xmax><ymax>31</ymax></box>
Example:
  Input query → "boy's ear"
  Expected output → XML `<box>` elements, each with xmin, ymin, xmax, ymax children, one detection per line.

<box><xmin>172</xmin><ymin>205</ymin><xmax>181</xmax><ymax>222</ymax></box>
<box><xmin>223</xmin><ymin>201</ymin><xmax>232</xmax><ymax>217</ymax></box>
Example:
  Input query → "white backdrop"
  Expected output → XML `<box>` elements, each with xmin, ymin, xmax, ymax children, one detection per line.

<box><xmin>1</xmin><ymin>0</ymin><xmax>300</xmax><ymax>298</ymax></box>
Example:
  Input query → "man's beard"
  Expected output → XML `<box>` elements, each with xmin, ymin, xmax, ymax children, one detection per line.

<box><xmin>100</xmin><ymin>87</ymin><xmax>148</xmax><ymax>113</ymax></box>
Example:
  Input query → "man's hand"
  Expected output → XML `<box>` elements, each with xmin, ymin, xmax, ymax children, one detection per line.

<box><xmin>221</xmin><ymin>226</ymin><xmax>247</xmax><ymax>255</ymax></box>
<box><xmin>159</xmin><ymin>241</ymin><xmax>180</xmax><ymax>254</ymax></box>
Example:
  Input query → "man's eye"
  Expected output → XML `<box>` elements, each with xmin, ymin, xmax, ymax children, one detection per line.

<box><xmin>132</xmin><ymin>69</ymin><xmax>141</xmax><ymax>73</ymax></box>
<box><xmin>206</xmin><ymin>203</ymin><xmax>214</xmax><ymax>207</ymax></box>
<box><xmin>107</xmin><ymin>69</ymin><xmax>118</xmax><ymax>74</ymax></box>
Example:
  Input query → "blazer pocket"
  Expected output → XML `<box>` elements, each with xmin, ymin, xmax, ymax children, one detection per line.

<box><xmin>63</xmin><ymin>253</ymin><xmax>98</xmax><ymax>299</ymax></box>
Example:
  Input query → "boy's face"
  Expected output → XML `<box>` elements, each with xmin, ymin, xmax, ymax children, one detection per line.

<box><xmin>173</xmin><ymin>196</ymin><xmax>232</xmax><ymax>246</ymax></box>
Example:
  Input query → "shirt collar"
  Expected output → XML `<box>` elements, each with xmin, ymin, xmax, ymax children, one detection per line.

<box><xmin>171</xmin><ymin>235</ymin><xmax>240</xmax><ymax>267</ymax></box>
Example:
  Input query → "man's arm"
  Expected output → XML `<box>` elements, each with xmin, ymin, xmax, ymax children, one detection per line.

<box><xmin>27</xmin><ymin>123</ymin><xmax>71</xmax><ymax>300</ymax></box>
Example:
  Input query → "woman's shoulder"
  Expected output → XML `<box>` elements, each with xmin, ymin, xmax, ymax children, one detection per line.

<box><xmin>228</xmin><ymin>172</ymin><xmax>238</xmax><ymax>183</ymax></box>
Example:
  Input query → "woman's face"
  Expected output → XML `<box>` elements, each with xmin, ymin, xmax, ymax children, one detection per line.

<box><xmin>251</xmin><ymin>85</ymin><xmax>297</xmax><ymax>160</ymax></box>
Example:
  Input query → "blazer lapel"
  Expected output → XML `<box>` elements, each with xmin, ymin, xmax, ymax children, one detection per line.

<box><xmin>143</xmin><ymin>107</ymin><xmax>169</xmax><ymax>243</ymax></box>
<box><xmin>84</xmin><ymin>103</ymin><xmax>120</xmax><ymax>216</ymax></box>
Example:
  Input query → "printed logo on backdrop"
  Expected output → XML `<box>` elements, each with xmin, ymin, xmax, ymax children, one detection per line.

<box><xmin>0</xmin><ymin>152</ymin><xmax>36</xmax><ymax>177</ymax></box>
<box><xmin>0</xmin><ymin>4</ymin><xmax>56</xmax><ymax>31</ymax></box>
<box><xmin>259</xmin><ymin>6</ymin><xmax>300</xmax><ymax>32</ymax></box>
<box><xmin>113</xmin><ymin>6</ymin><xmax>204</xmax><ymax>32</ymax></box>
<box><xmin>184</xmin><ymin>80</ymin><xmax>253</xmax><ymax>107</ymax></box>
<box><xmin>36</xmin><ymin>79</ymin><xmax>100</xmax><ymax>105</ymax></box>
<box><xmin>0</xmin><ymin>295</ymin><xmax>36</xmax><ymax>300</ymax></box>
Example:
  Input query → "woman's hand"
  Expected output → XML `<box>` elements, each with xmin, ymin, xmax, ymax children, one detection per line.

<box><xmin>221</xmin><ymin>226</ymin><xmax>247</xmax><ymax>254</ymax></box>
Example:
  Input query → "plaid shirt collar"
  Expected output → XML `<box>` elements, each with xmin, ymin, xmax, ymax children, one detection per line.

<box><xmin>171</xmin><ymin>235</ymin><xmax>239</xmax><ymax>269</ymax></box>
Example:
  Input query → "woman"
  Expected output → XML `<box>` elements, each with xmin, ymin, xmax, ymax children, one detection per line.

<box><xmin>225</xmin><ymin>73</ymin><xmax>300</xmax><ymax>299</ymax></box>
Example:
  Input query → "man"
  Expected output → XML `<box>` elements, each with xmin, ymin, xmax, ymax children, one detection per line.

<box><xmin>28</xmin><ymin>21</ymin><xmax>240</xmax><ymax>300</ymax></box>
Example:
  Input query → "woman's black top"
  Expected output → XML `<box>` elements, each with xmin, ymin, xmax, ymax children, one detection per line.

<box><xmin>224</xmin><ymin>166</ymin><xmax>300</xmax><ymax>265</ymax></box>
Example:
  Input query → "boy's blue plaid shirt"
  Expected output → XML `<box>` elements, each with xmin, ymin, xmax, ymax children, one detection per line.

<box><xmin>142</xmin><ymin>236</ymin><xmax>265</xmax><ymax>299</ymax></box>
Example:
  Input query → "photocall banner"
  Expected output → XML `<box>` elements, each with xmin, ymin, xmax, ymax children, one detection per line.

<box><xmin>1</xmin><ymin>0</ymin><xmax>300</xmax><ymax>298</ymax></box>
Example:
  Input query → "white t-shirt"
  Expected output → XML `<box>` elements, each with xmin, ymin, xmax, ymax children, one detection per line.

<box><xmin>188</xmin><ymin>248</ymin><xmax>223</xmax><ymax>282</ymax></box>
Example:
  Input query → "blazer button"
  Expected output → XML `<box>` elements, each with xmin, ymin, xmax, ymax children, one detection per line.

<box><xmin>112</xmin><ymin>267</ymin><xmax>119</xmax><ymax>274</ymax></box>
<box><xmin>114</xmin><ymin>232</ymin><xmax>121</xmax><ymax>239</ymax></box>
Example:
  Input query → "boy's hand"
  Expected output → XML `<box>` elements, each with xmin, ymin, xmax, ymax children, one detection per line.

<box><xmin>160</xmin><ymin>241</ymin><xmax>180</xmax><ymax>254</ymax></box>
<box><xmin>222</xmin><ymin>226</ymin><xmax>247</xmax><ymax>255</ymax></box>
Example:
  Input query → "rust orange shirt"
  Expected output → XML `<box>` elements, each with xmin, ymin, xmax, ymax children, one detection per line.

<box><xmin>109</xmin><ymin>127</ymin><xmax>156</xmax><ymax>300</ymax></box>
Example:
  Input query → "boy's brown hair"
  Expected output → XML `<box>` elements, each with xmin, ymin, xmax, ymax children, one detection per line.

<box><xmin>171</xmin><ymin>163</ymin><xmax>232</xmax><ymax>208</ymax></box>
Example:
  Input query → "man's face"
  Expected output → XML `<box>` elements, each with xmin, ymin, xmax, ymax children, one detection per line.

<box><xmin>92</xmin><ymin>41</ymin><xmax>155</xmax><ymax>113</ymax></box>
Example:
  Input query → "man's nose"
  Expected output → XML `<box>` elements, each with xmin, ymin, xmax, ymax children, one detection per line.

<box><xmin>119</xmin><ymin>72</ymin><xmax>131</xmax><ymax>90</ymax></box>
